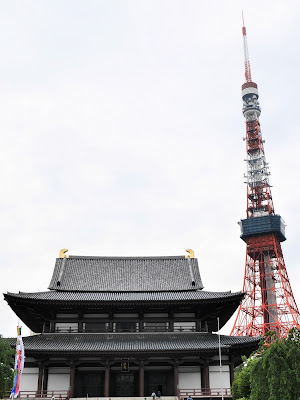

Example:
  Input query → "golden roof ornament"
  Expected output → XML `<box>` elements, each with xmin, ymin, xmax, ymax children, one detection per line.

<box><xmin>185</xmin><ymin>249</ymin><xmax>195</xmax><ymax>258</ymax></box>
<box><xmin>59</xmin><ymin>249</ymin><xmax>69</xmax><ymax>259</ymax></box>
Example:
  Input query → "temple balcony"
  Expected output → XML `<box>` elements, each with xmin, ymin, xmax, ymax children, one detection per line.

<box><xmin>49</xmin><ymin>324</ymin><xmax>205</xmax><ymax>334</ymax></box>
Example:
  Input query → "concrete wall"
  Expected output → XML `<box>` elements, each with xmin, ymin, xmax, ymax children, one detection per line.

<box><xmin>209</xmin><ymin>365</ymin><xmax>230</xmax><ymax>389</ymax></box>
<box><xmin>47</xmin><ymin>367</ymin><xmax>70</xmax><ymax>391</ymax></box>
<box><xmin>178</xmin><ymin>366</ymin><xmax>201</xmax><ymax>389</ymax></box>
<box><xmin>19</xmin><ymin>367</ymin><xmax>39</xmax><ymax>391</ymax></box>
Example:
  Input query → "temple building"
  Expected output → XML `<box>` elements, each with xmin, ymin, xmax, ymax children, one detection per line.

<box><xmin>4</xmin><ymin>250</ymin><xmax>259</xmax><ymax>399</ymax></box>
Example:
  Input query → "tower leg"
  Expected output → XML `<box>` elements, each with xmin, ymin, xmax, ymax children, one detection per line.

<box><xmin>231</xmin><ymin>234</ymin><xmax>300</xmax><ymax>338</ymax></box>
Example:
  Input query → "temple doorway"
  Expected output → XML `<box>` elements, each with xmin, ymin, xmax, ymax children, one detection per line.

<box><xmin>110</xmin><ymin>372</ymin><xmax>138</xmax><ymax>396</ymax></box>
<box><xmin>74</xmin><ymin>371</ymin><xmax>104</xmax><ymax>397</ymax></box>
<box><xmin>145</xmin><ymin>370</ymin><xmax>174</xmax><ymax>396</ymax></box>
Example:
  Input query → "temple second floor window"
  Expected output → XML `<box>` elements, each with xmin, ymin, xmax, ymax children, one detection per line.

<box><xmin>83</xmin><ymin>322</ymin><xmax>108</xmax><ymax>332</ymax></box>
<box><xmin>144</xmin><ymin>322</ymin><xmax>169</xmax><ymax>332</ymax></box>
<box><xmin>174</xmin><ymin>322</ymin><xmax>196</xmax><ymax>332</ymax></box>
<box><xmin>55</xmin><ymin>322</ymin><xmax>78</xmax><ymax>333</ymax></box>
<box><xmin>113</xmin><ymin>322</ymin><xmax>138</xmax><ymax>332</ymax></box>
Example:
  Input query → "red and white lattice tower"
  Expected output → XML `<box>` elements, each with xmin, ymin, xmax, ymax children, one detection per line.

<box><xmin>231</xmin><ymin>18</ymin><xmax>300</xmax><ymax>338</ymax></box>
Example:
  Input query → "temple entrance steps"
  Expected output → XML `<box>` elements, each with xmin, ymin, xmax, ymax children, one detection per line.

<box><xmin>70</xmin><ymin>397</ymin><xmax>232</xmax><ymax>400</ymax></box>
<box><xmin>71</xmin><ymin>397</ymin><xmax>232</xmax><ymax>400</ymax></box>
<box><xmin>2</xmin><ymin>396</ymin><xmax>231</xmax><ymax>400</ymax></box>
<box><xmin>72</xmin><ymin>398</ymin><xmax>178</xmax><ymax>400</ymax></box>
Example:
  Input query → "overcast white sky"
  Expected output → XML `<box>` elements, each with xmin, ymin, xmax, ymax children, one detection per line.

<box><xmin>0</xmin><ymin>0</ymin><xmax>299</xmax><ymax>338</ymax></box>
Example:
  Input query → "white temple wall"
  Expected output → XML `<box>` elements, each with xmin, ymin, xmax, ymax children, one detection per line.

<box><xmin>19</xmin><ymin>367</ymin><xmax>39</xmax><ymax>391</ymax></box>
<box><xmin>178</xmin><ymin>366</ymin><xmax>201</xmax><ymax>389</ymax></box>
<box><xmin>209</xmin><ymin>365</ymin><xmax>230</xmax><ymax>389</ymax></box>
<box><xmin>47</xmin><ymin>367</ymin><xmax>70</xmax><ymax>391</ymax></box>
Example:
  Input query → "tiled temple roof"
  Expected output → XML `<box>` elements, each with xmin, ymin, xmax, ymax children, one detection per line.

<box><xmin>48</xmin><ymin>255</ymin><xmax>203</xmax><ymax>291</ymax></box>
<box><xmin>17</xmin><ymin>332</ymin><xmax>260</xmax><ymax>354</ymax></box>
<box><xmin>4</xmin><ymin>254</ymin><xmax>244</xmax><ymax>334</ymax></box>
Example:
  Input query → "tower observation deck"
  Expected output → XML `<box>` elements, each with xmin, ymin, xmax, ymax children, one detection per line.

<box><xmin>230</xmin><ymin>19</ymin><xmax>300</xmax><ymax>338</ymax></box>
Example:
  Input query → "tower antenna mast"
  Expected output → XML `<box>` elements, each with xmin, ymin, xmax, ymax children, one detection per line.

<box><xmin>242</xmin><ymin>12</ymin><xmax>252</xmax><ymax>83</ymax></box>
<box><xmin>231</xmin><ymin>17</ymin><xmax>300</xmax><ymax>338</ymax></box>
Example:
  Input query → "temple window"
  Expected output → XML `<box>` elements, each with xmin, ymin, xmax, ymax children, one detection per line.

<box><xmin>143</xmin><ymin>322</ymin><xmax>169</xmax><ymax>332</ymax></box>
<box><xmin>174</xmin><ymin>322</ymin><xmax>196</xmax><ymax>332</ymax></box>
<box><xmin>55</xmin><ymin>322</ymin><xmax>78</xmax><ymax>333</ymax></box>
<box><xmin>113</xmin><ymin>321</ymin><xmax>139</xmax><ymax>332</ymax></box>
<box><xmin>83</xmin><ymin>322</ymin><xmax>108</xmax><ymax>332</ymax></box>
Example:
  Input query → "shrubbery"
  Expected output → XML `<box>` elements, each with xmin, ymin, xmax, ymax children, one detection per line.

<box><xmin>0</xmin><ymin>335</ymin><xmax>15</xmax><ymax>398</ymax></box>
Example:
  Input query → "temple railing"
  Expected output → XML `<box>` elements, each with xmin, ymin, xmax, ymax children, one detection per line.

<box><xmin>2</xmin><ymin>389</ymin><xmax>231</xmax><ymax>399</ymax></box>
<box><xmin>179</xmin><ymin>388</ymin><xmax>232</xmax><ymax>398</ymax></box>
<box><xmin>2</xmin><ymin>390</ymin><xmax>69</xmax><ymax>399</ymax></box>
<box><xmin>49</xmin><ymin>325</ymin><xmax>204</xmax><ymax>333</ymax></box>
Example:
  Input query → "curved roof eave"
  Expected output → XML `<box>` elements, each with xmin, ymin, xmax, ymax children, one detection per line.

<box><xmin>4</xmin><ymin>290</ymin><xmax>244</xmax><ymax>304</ymax></box>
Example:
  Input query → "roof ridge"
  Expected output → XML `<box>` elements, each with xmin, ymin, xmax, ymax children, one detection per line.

<box><xmin>14</xmin><ymin>289</ymin><xmax>241</xmax><ymax>295</ymax></box>
<box><xmin>65</xmin><ymin>255</ymin><xmax>189</xmax><ymax>260</ymax></box>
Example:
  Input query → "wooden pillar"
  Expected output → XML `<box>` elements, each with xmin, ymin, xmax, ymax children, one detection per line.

<box><xmin>139</xmin><ymin>311</ymin><xmax>144</xmax><ymax>332</ymax></box>
<box><xmin>173</xmin><ymin>361</ymin><xmax>179</xmax><ymax>397</ymax></box>
<box><xmin>229</xmin><ymin>356</ymin><xmax>235</xmax><ymax>386</ymax></box>
<box><xmin>37</xmin><ymin>364</ymin><xmax>43</xmax><ymax>396</ymax></box>
<box><xmin>49</xmin><ymin>320</ymin><xmax>55</xmax><ymax>333</ymax></box>
<box><xmin>139</xmin><ymin>361</ymin><xmax>144</xmax><ymax>397</ymax></box>
<box><xmin>195</xmin><ymin>310</ymin><xmax>201</xmax><ymax>332</ymax></box>
<box><xmin>104</xmin><ymin>361</ymin><xmax>110</xmax><ymax>397</ymax></box>
<box><xmin>69</xmin><ymin>363</ymin><xmax>75</xmax><ymax>398</ymax></box>
<box><xmin>42</xmin><ymin>366</ymin><xmax>49</xmax><ymax>395</ymax></box>
<box><xmin>50</xmin><ymin>311</ymin><xmax>55</xmax><ymax>333</ymax></box>
<box><xmin>108</xmin><ymin>311</ymin><xmax>113</xmax><ymax>332</ymax></box>
<box><xmin>78</xmin><ymin>311</ymin><xmax>83</xmax><ymax>333</ymax></box>
<box><xmin>169</xmin><ymin>311</ymin><xmax>174</xmax><ymax>332</ymax></box>
<box><xmin>201</xmin><ymin>361</ymin><xmax>210</xmax><ymax>395</ymax></box>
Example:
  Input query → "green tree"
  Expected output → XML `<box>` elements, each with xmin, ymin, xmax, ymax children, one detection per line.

<box><xmin>250</xmin><ymin>328</ymin><xmax>300</xmax><ymax>400</ymax></box>
<box><xmin>232</xmin><ymin>328</ymin><xmax>300</xmax><ymax>400</ymax></box>
<box><xmin>0</xmin><ymin>335</ymin><xmax>15</xmax><ymax>398</ymax></box>
<box><xmin>231</xmin><ymin>356</ymin><xmax>258</xmax><ymax>400</ymax></box>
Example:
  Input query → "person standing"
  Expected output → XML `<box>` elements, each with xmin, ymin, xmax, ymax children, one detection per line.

<box><xmin>151</xmin><ymin>392</ymin><xmax>156</xmax><ymax>400</ymax></box>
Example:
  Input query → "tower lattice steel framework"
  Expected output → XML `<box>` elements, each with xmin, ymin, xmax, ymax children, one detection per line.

<box><xmin>230</xmin><ymin>19</ymin><xmax>300</xmax><ymax>338</ymax></box>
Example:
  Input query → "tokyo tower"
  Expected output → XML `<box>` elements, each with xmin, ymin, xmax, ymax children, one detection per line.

<box><xmin>230</xmin><ymin>17</ymin><xmax>300</xmax><ymax>338</ymax></box>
